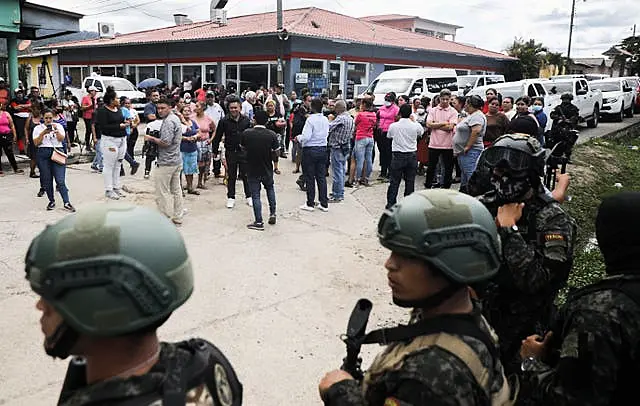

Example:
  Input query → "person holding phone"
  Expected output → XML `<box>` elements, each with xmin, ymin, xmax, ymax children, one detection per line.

<box><xmin>32</xmin><ymin>109</ymin><xmax>75</xmax><ymax>212</ymax></box>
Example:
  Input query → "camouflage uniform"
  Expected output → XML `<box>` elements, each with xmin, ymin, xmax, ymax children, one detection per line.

<box><xmin>324</xmin><ymin>307</ymin><xmax>508</xmax><ymax>406</ymax></box>
<box><xmin>59</xmin><ymin>340</ymin><xmax>229</xmax><ymax>406</ymax></box>
<box><xmin>480</xmin><ymin>187</ymin><xmax>576</xmax><ymax>372</ymax></box>
<box><xmin>521</xmin><ymin>278</ymin><xmax>640</xmax><ymax>405</ymax></box>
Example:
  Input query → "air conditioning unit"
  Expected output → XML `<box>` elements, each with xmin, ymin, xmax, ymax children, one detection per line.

<box><xmin>98</xmin><ymin>22</ymin><xmax>115</xmax><ymax>39</ymax></box>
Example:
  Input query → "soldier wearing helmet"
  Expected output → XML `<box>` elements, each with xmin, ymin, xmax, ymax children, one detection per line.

<box><xmin>26</xmin><ymin>204</ymin><xmax>242</xmax><ymax>405</ymax></box>
<box><xmin>320</xmin><ymin>190</ymin><xmax>515</xmax><ymax>405</ymax></box>
<box><xmin>550</xmin><ymin>93</ymin><xmax>579</xmax><ymax>131</ymax></box>
<box><xmin>475</xmin><ymin>134</ymin><xmax>576</xmax><ymax>374</ymax></box>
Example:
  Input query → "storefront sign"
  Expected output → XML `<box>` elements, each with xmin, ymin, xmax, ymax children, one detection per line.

<box><xmin>295</xmin><ymin>72</ymin><xmax>309</xmax><ymax>84</ymax></box>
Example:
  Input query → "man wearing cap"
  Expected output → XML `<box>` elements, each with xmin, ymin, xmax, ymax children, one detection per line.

<box><xmin>10</xmin><ymin>88</ymin><xmax>31</xmax><ymax>154</ymax></box>
<box><xmin>81</xmin><ymin>86</ymin><xmax>98</xmax><ymax>152</ymax></box>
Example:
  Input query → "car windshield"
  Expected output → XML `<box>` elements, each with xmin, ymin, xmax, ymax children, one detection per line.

<box><xmin>426</xmin><ymin>78</ymin><xmax>458</xmax><ymax>93</ymax></box>
<box><xmin>486</xmin><ymin>85</ymin><xmax>522</xmax><ymax>100</ymax></box>
<box><xmin>544</xmin><ymin>82</ymin><xmax>573</xmax><ymax>95</ymax></box>
<box><xmin>590</xmin><ymin>82</ymin><xmax>621</xmax><ymax>92</ymax></box>
<box><xmin>457</xmin><ymin>77</ymin><xmax>477</xmax><ymax>88</ymax></box>
<box><xmin>103</xmin><ymin>79</ymin><xmax>136</xmax><ymax>92</ymax></box>
<box><xmin>367</xmin><ymin>78</ymin><xmax>412</xmax><ymax>94</ymax></box>
<box><xmin>486</xmin><ymin>77</ymin><xmax>505</xmax><ymax>85</ymax></box>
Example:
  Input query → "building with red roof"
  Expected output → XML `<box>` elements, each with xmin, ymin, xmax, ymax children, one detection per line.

<box><xmin>43</xmin><ymin>7</ymin><xmax>514</xmax><ymax>98</ymax></box>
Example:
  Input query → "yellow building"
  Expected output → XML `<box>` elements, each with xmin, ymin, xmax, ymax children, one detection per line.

<box><xmin>17</xmin><ymin>50</ymin><xmax>60</xmax><ymax>98</ymax></box>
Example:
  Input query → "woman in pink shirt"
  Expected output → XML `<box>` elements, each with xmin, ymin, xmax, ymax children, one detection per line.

<box><xmin>376</xmin><ymin>92</ymin><xmax>400</xmax><ymax>179</ymax></box>
<box><xmin>353</xmin><ymin>98</ymin><xmax>377</xmax><ymax>186</ymax></box>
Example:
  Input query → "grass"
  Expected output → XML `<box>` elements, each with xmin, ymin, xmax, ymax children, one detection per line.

<box><xmin>557</xmin><ymin>132</ymin><xmax>640</xmax><ymax>300</ymax></box>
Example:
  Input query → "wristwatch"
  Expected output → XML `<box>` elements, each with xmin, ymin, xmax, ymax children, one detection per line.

<box><xmin>501</xmin><ymin>224</ymin><xmax>519</xmax><ymax>233</ymax></box>
<box><xmin>521</xmin><ymin>356</ymin><xmax>536</xmax><ymax>372</ymax></box>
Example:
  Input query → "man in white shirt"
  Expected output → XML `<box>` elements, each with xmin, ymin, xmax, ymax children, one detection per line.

<box><xmin>296</xmin><ymin>98</ymin><xmax>330</xmax><ymax>212</ymax></box>
<box><xmin>204</xmin><ymin>91</ymin><xmax>224</xmax><ymax>126</ymax></box>
<box><xmin>242</xmin><ymin>91</ymin><xmax>256</xmax><ymax>122</ymax></box>
<box><xmin>385</xmin><ymin>104</ymin><xmax>424</xmax><ymax>209</ymax></box>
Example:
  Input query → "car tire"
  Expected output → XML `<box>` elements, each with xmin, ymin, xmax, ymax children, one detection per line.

<box><xmin>587</xmin><ymin>105</ymin><xmax>599</xmax><ymax>128</ymax></box>
<box><xmin>625</xmin><ymin>104</ymin><xmax>634</xmax><ymax>118</ymax></box>
<box><xmin>616</xmin><ymin>105</ymin><xmax>624</xmax><ymax>122</ymax></box>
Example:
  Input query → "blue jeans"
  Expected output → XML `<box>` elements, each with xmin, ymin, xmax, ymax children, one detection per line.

<box><xmin>36</xmin><ymin>147</ymin><xmax>70</xmax><ymax>203</ymax></box>
<box><xmin>302</xmin><ymin>146</ymin><xmax>328</xmax><ymax>208</ymax></box>
<box><xmin>386</xmin><ymin>152</ymin><xmax>417</xmax><ymax>209</ymax></box>
<box><xmin>354</xmin><ymin>137</ymin><xmax>374</xmax><ymax>181</ymax></box>
<box><xmin>92</xmin><ymin>138</ymin><xmax>103</xmax><ymax>170</ymax></box>
<box><xmin>248</xmin><ymin>175</ymin><xmax>276</xmax><ymax>224</ymax></box>
<box><xmin>458</xmin><ymin>148</ymin><xmax>482</xmax><ymax>192</ymax></box>
<box><xmin>330</xmin><ymin>146</ymin><xmax>348</xmax><ymax>199</ymax></box>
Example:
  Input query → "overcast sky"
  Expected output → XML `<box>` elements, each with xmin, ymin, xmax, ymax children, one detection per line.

<box><xmin>34</xmin><ymin>0</ymin><xmax>639</xmax><ymax>58</ymax></box>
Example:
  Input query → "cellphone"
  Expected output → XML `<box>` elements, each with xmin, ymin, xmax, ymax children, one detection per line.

<box><xmin>46</xmin><ymin>124</ymin><xmax>53</xmax><ymax>130</ymax></box>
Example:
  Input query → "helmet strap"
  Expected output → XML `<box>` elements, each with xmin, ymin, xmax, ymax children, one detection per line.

<box><xmin>393</xmin><ymin>282</ymin><xmax>465</xmax><ymax>310</ymax></box>
<box><xmin>45</xmin><ymin>322</ymin><xmax>79</xmax><ymax>359</ymax></box>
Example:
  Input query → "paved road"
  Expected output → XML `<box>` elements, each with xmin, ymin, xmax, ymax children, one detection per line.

<box><xmin>0</xmin><ymin>115</ymin><xmax>637</xmax><ymax>405</ymax></box>
<box><xmin>576</xmin><ymin>115</ymin><xmax>640</xmax><ymax>144</ymax></box>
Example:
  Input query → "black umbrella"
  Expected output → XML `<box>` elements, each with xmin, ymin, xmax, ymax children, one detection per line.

<box><xmin>137</xmin><ymin>78</ymin><xmax>164</xmax><ymax>89</ymax></box>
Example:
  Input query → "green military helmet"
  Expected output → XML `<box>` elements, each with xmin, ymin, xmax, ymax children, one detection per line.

<box><xmin>378</xmin><ymin>189</ymin><xmax>501</xmax><ymax>284</ymax></box>
<box><xmin>484</xmin><ymin>133</ymin><xmax>546</xmax><ymax>177</ymax></box>
<box><xmin>26</xmin><ymin>203</ymin><xmax>193</xmax><ymax>337</ymax></box>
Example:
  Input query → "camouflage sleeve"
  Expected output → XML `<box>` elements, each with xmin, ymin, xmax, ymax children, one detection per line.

<box><xmin>323</xmin><ymin>379</ymin><xmax>366</xmax><ymax>406</ymax></box>
<box><xmin>525</xmin><ymin>303</ymin><xmax>624</xmax><ymax>405</ymax></box>
<box><xmin>500</xmin><ymin>204</ymin><xmax>573</xmax><ymax>294</ymax></box>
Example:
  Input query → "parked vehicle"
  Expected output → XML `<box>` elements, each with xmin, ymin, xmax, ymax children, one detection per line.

<box><xmin>621</xmin><ymin>76</ymin><xmax>640</xmax><ymax>112</ymax></box>
<box><xmin>544</xmin><ymin>78</ymin><xmax>602</xmax><ymax>128</ymax></box>
<box><xmin>590</xmin><ymin>78</ymin><xmax>635</xmax><ymax>122</ymax></box>
<box><xmin>364</xmin><ymin>68</ymin><xmax>458</xmax><ymax>106</ymax></box>
<box><xmin>550</xmin><ymin>74</ymin><xmax>610</xmax><ymax>81</ymax></box>
<box><xmin>457</xmin><ymin>74</ymin><xmax>505</xmax><ymax>95</ymax></box>
<box><xmin>467</xmin><ymin>79</ymin><xmax>560</xmax><ymax>131</ymax></box>
<box><xmin>68</xmin><ymin>74</ymin><xmax>148</xmax><ymax>114</ymax></box>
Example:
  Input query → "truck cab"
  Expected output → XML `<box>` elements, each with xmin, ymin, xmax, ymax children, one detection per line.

<box><xmin>545</xmin><ymin>78</ymin><xmax>602</xmax><ymax>128</ymax></box>
<box><xmin>69</xmin><ymin>74</ymin><xmax>148</xmax><ymax>114</ymax></box>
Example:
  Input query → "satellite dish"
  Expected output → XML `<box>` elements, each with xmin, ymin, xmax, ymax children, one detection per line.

<box><xmin>17</xmin><ymin>40</ymin><xmax>31</xmax><ymax>51</ymax></box>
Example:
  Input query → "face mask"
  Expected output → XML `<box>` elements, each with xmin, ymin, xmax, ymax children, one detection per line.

<box><xmin>384</xmin><ymin>101</ymin><xmax>392</xmax><ymax>107</ymax></box>
<box><xmin>491</xmin><ymin>173</ymin><xmax>532</xmax><ymax>203</ymax></box>
<box><xmin>417</xmin><ymin>108</ymin><xmax>425</xmax><ymax>114</ymax></box>
<box><xmin>532</xmin><ymin>105</ymin><xmax>543</xmax><ymax>113</ymax></box>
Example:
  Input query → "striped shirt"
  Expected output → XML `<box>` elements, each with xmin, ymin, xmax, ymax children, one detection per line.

<box><xmin>328</xmin><ymin>112</ymin><xmax>355</xmax><ymax>147</ymax></box>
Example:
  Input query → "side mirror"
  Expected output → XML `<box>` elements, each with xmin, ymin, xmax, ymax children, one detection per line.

<box><xmin>623</xmin><ymin>86</ymin><xmax>632</xmax><ymax>92</ymax></box>
<box><xmin>576</xmin><ymin>89</ymin><xmax>587</xmax><ymax>96</ymax></box>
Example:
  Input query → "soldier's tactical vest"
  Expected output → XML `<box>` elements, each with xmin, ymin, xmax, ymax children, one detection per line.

<box><xmin>363</xmin><ymin>316</ymin><xmax>516</xmax><ymax>406</ymax></box>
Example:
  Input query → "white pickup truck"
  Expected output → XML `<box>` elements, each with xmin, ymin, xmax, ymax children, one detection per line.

<box><xmin>544</xmin><ymin>78</ymin><xmax>603</xmax><ymax>128</ymax></box>
<box><xmin>68</xmin><ymin>74</ymin><xmax>148</xmax><ymax>115</ymax></box>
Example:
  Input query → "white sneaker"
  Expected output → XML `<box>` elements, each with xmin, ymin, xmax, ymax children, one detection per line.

<box><xmin>226</xmin><ymin>198</ymin><xmax>235</xmax><ymax>209</ymax></box>
<box><xmin>299</xmin><ymin>204</ymin><xmax>314</xmax><ymax>212</ymax></box>
<box><xmin>318</xmin><ymin>205</ymin><xmax>329</xmax><ymax>213</ymax></box>
<box><xmin>246</xmin><ymin>197</ymin><xmax>253</xmax><ymax>207</ymax></box>
<box><xmin>113</xmin><ymin>189</ymin><xmax>126</xmax><ymax>198</ymax></box>
<box><xmin>105</xmin><ymin>190</ymin><xmax>120</xmax><ymax>200</ymax></box>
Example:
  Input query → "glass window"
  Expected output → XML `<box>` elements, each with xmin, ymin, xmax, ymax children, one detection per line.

<box><xmin>240</xmin><ymin>64</ymin><xmax>268</xmax><ymax>93</ymax></box>
<box><xmin>410</xmin><ymin>79</ymin><xmax>423</xmax><ymax>95</ymax></box>
<box><xmin>138</xmin><ymin>66</ymin><xmax>156</xmax><ymax>82</ymax></box>
<box><xmin>534</xmin><ymin>83</ymin><xmax>545</xmax><ymax>96</ymax></box>
<box><xmin>63</xmin><ymin>67</ymin><xmax>83</xmax><ymax>87</ymax></box>
<box><xmin>543</xmin><ymin>82</ymin><xmax>572</xmax><ymax>95</ymax></box>
<box><xmin>99</xmin><ymin>66</ymin><xmax>115</xmax><ymax>76</ymax></box>
<box><xmin>205</xmin><ymin>65</ymin><xmax>217</xmax><ymax>84</ymax></box>
<box><xmin>425</xmin><ymin>78</ymin><xmax>458</xmax><ymax>93</ymax></box>
<box><xmin>182</xmin><ymin>65</ymin><xmax>202</xmax><ymax>83</ymax></box>
<box><xmin>103</xmin><ymin>78</ymin><xmax>136</xmax><ymax>92</ymax></box>
<box><xmin>591</xmin><ymin>82</ymin><xmax>621</xmax><ymax>92</ymax></box>
<box><xmin>367</xmin><ymin>78</ymin><xmax>412</xmax><ymax>94</ymax></box>
<box><xmin>171</xmin><ymin>66</ymin><xmax>181</xmax><ymax>86</ymax></box>
<box><xmin>225</xmin><ymin>64</ymin><xmax>238</xmax><ymax>93</ymax></box>
<box><xmin>300</xmin><ymin>60</ymin><xmax>324</xmax><ymax>75</ymax></box>
<box><xmin>116</xmin><ymin>66</ymin><xmax>124</xmax><ymax>78</ymax></box>
<box><xmin>384</xmin><ymin>65</ymin><xmax>413</xmax><ymax>72</ymax></box>
<box><xmin>329</xmin><ymin>62</ymin><xmax>342</xmax><ymax>98</ymax></box>
<box><xmin>347</xmin><ymin>63</ymin><xmax>367</xmax><ymax>86</ymax></box>
<box><xmin>527</xmin><ymin>85</ymin><xmax>537</xmax><ymax>97</ymax></box>
<box><xmin>457</xmin><ymin>76</ymin><xmax>477</xmax><ymax>89</ymax></box>
<box><xmin>157</xmin><ymin>66</ymin><xmax>166</xmax><ymax>82</ymax></box>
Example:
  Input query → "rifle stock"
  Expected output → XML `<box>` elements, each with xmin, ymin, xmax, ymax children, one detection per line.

<box><xmin>340</xmin><ymin>299</ymin><xmax>373</xmax><ymax>381</ymax></box>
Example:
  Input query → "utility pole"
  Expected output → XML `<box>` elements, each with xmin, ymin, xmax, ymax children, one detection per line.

<box><xmin>566</xmin><ymin>0</ymin><xmax>586</xmax><ymax>74</ymax></box>
<box><xmin>276</xmin><ymin>0</ymin><xmax>284</xmax><ymax>85</ymax></box>
<box><xmin>634</xmin><ymin>23</ymin><xmax>636</xmax><ymax>37</ymax></box>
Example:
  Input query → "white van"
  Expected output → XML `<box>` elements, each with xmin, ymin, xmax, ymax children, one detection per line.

<box><xmin>458</xmin><ymin>74</ymin><xmax>505</xmax><ymax>95</ymax></box>
<box><xmin>364</xmin><ymin>68</ymin><xmax>458</xmax><ymax>106</ymax></box>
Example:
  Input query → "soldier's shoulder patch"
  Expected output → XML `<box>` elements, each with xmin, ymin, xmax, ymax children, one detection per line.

<box><xmin>544</xmin><ymin>233</ymin><xmax>565</xmax><ymax>242</ymax></box>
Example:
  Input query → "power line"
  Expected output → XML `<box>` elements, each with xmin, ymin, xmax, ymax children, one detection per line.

<box><xmin>121</xmin><ymin>0</ymin><xmax>173</xmax><ymax>22</ymax></box>
<box><xmin>85</xmin><ymin>0</ymin><xmax>164</xmax><ymax>16</ymax></box>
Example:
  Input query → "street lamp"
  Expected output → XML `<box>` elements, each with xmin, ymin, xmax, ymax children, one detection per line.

<box><xmin>566</xmin><ymin>0</ymin><xmax>586</xmax><ymax>73</ymax></box>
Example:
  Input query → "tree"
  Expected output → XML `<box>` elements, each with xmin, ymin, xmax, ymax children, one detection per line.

<box><xmin>619</xmin><ymin>35</ymin><xmax>640</xmax><ymax>75</ymax></box>
<box><xmin>505</xmin><ymin>38</ymin><xmax>549</xmax><ymax>79</ymax></box>
<box><xmin>546</xmin><ymin>51</ymin><xmax>566</xmax><ymax>76</ymax></box>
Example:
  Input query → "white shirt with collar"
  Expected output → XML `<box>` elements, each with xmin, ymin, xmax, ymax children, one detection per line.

<box><xmin>387</xmin><ymin>118</ymin><xmax>423</xmax><ymax>153</ymax></box>
<box><xmin>297</xmin><ymin>113</ymin><xmax>329</xmax><ymax>148</ymax></box>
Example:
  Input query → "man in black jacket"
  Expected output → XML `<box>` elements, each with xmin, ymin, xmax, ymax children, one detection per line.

<box><xmin>241</xmin><ymin>110</ymin><xmax>281</xmax><ymax>231</ymax></box>
<box><xmin>292</xmin><ymin>94</ymin><xmax>311</xmax><ymax>190</ymax></box>
<box><xmin>212</xmin><ymin>97</ymin><xmax>252</xmax><ymax>209</ymax></box>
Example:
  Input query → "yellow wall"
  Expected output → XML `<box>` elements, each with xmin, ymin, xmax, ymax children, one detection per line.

<box><xmin>17</xmin><ymin>56</ymin><xmax>56</xmax><ymax>98</ymax></box>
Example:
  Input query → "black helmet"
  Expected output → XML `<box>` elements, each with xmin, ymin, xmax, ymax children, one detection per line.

<box><xmin>560</xmin><ymin>93</ymin><xmax>573</xmax><ymax>101</ymax></box>
<box><xmin>482</xmin><ymin>134</ymin><xmax>546</xmax><ymax>177</ymax></box>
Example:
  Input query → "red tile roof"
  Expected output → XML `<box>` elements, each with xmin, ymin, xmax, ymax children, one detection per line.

<box><xmin>45</xmin><ymin>7</ymin><xmax>512</xmax><ymax>60</ymax></box>
<box><xmin>360</xmin><ymin>14</ymin><xmax>416</xmax><ymax>22</ymax></box>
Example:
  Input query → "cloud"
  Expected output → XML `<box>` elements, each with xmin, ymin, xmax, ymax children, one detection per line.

<box><xmin>31</xmin><ymin>0</ymin><xmax>636</xmax><ymax>58</ymax></box>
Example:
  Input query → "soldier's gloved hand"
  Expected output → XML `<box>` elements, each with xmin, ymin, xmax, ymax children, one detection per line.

<box><xmin>520</xmin><ymin>332</ymin><xmax>553</xmax><ymax>360</ymax></box>
<box><xmin>319</xmin><ymin>370</ymin><xmax>354</xmax><ymax>398</ymax></box>
<box><xmin>497</xmin><ymin>203</ymin><xmax>525</xmax><ymax>227</ymax></box>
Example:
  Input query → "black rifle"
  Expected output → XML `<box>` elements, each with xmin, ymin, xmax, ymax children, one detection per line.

<box><xmin>340</xmin><ymin>298</ymin><xmax>373</xmax><ymax>381</ymax></box>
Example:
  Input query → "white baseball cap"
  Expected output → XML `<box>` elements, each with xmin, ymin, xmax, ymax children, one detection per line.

<box><xmin>88</xmin><ymin>85</ymin><xmax>98</xmax><ymax>92</ymax></box>
<box><xmin>0</xmin><ymin>77</ymin><xmax>4</xmax><ymax>82</ymax></box>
